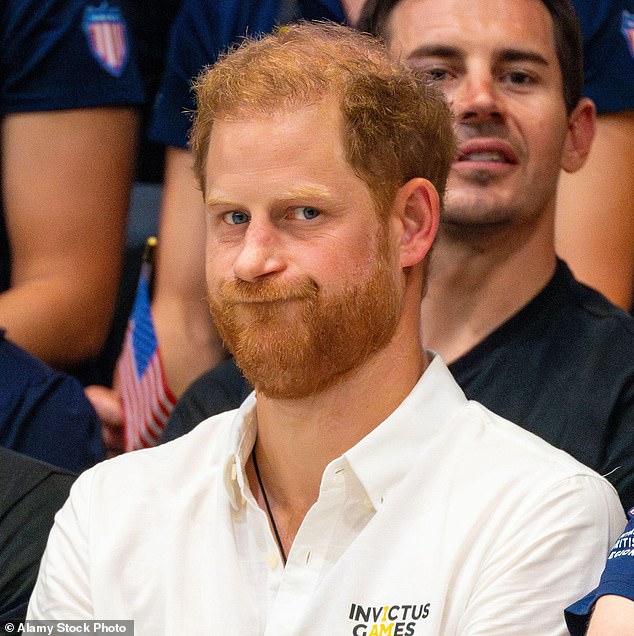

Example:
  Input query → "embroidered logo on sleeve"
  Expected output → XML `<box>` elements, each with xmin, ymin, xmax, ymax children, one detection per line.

<box><xmin>83</xmin><ymin>2</ymin><xmax>129</xmax><ymax>77</ymax></box>
<box><xmin>608</xmin><ymin>525</ymin><xmax>634</xmax><ymax>560</ymax></box>
<box><xmin>622</xmin><ymin>11</ymin><xmax>634</xmax><ymax>58</ymax></box>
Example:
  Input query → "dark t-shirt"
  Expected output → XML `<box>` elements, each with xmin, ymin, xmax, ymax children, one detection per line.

<box><xmin>573</xmin><ymin>0</ymin><xmax>634</xmax><ymax>113</ymax></box>
<box><xmin>0</xmin><ymin>448</ymin><xmax>75</xmax><ymax>624</ymax></box>
<box><xmin>0</xmin><ymin>330</ymin><xmax>105</xmax><ymax>472</ymax></box>
<box><xmin>161</xmin><ymin>357</ymin><xmax>252</xmax><ymax>444</ymax></box>
<box><xmin>565</xmin><ymin>506</ymin><xmax>634</xmax><ymax>635</ymax></box>
<box><xmin>450</xmin><ymin>260</ymin><xmax>634</xmax><ymax>508</ymax></box>
<box><xmin>148</xmin><ymin>0</ymin><xmax>346</xmax><ymax>149</ymax></box>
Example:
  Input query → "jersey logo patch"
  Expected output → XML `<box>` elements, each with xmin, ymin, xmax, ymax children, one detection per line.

<box><xmin>622</xmin><ymin>11</ymin><xmax>634</xmax><ymax>58</ymax></box>
<box><xmin>83</xmin><ymin>2</ymin><xmax>129</xmax><ymax>77</ymax></box>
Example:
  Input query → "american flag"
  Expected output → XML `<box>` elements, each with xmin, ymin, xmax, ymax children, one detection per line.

<box><xmin>117</xmin><ymin>240</ymin><xmax>177</xmax><ymax>450</ymax></box>
<box><xmin>83</xmin><ymin>3</ymin><xmax>129</xmax><ymax>77</ymax></box>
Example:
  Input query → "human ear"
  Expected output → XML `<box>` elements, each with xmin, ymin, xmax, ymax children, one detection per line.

<box><xmin>393</xmin><ymin>178</ymin><xmax>440</xmax><ymax>268</ymax></box>
<box><xmin>561</xmin><ymin>97</ymin><xmax>595</xmax><ymax>174</ymax></box>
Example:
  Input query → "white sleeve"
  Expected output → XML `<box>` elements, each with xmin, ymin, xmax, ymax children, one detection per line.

<box><xmin>459</xmin><ymin>474</ymin><xmax>625</xmax><ymax>636</ymax></box>
<box><xmin>27</xmin><ymin>468</ymin><xmax>97</xmax><ymax>618</ymax></box>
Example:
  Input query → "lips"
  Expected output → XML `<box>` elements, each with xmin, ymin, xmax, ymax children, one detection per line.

<box><xmin>456</xmin><ymin>139</ymin><xmax>518</xmax><ymax>164</ymax></box>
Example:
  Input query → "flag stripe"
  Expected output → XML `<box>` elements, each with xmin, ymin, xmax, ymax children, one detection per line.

<box><xmin>117</xmin><ymin>261</ymin><xmax>177</xmax><ymax>452</ymax></box>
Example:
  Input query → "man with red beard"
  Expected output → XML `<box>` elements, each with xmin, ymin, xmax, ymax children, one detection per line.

<box><xmin>29</xmin><ymin>22</ymin><xmax>623</xmax><ymax>634</ymax></box>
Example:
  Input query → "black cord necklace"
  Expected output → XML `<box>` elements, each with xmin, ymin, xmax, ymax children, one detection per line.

<box><xmin>252</xmin><ymin>447</ymin><xmax>288</xmax><ymax>565</ymax></box>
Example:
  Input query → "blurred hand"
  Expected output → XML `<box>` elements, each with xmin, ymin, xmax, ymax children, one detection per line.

<box><xmin>85</xmin><ymin>383</ymin><xmax>124</xmax><ymax>457</ymax></box>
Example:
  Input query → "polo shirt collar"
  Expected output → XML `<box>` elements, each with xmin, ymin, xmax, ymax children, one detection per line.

<box><xmin>222</xmin><ymin>354</ymin><xmax>467</xmax><ymax>512</ymax></box>
<box><xmin>344</xmin><ymin>353</ymin><xmax>468</xmax><ymax>510</ymax></box>
<box><xmin>223</xmin><ymin>392</ymin><xmax>258</xmax><ymax>511</ymax></box>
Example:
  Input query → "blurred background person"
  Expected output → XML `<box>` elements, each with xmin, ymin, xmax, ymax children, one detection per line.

<box><xmin>0</xmin><ymin>329</ymin><xmax>105</xmax><ymax>472</ymax></box>
<box><xmin>0</xmin><ymin>0</ymin><xmax>144</xmax><ymax>386</ymax></box>
<box><xmin>556</xmin><ymin>0</ymin><xmax>634</xmax><ymax>311</ymax></box>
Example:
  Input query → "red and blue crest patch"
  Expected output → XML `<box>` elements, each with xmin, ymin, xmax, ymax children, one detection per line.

<box><xmin>622</xmin><ymin>10</ymin><xmax>634</xmax><ymax>58</ymax></box>
<box><xmin>83</xmin><ymin>2</ymin><xmax>129</xmax><ymax>77</ymax></box>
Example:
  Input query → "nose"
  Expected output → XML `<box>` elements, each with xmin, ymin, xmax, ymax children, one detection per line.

<box><xmin>451</xmin><ymin>69</ymin><xmax>504</xmax><ymax>124</ymax></box>
<box><xmin>232</xmin><ymin>218</ymin><xmax>286</xmax><ymax>282</ymax></box>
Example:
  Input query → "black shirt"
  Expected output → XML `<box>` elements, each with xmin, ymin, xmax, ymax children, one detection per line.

<box><xmin>450</xmin><ymin>260</ymin><xmax>634</xmax><ymax>508</ymax></box>
<box><xmin>0</xmin><ymin>448</ymin><xmax>75</xmax><ymax>623</ymax></box>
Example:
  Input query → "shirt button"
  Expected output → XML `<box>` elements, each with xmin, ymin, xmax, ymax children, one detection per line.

<box><xmin>267</xmin><ymin>551</ymin><xmax>279</xmax><ymax>570</ymax></box>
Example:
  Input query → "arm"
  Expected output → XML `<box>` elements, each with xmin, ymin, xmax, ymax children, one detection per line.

<box><xmin>1</xmin><ymin>107</ymin><xmax>138</xmax><ymax>367</ymax></box>
<box><xmin>151</xmin><ymin>146</ymin><xmax>225</xmax><ymax>397</ymax></box>
<box><xmin>85</xmin><ymin>140</ymin><xmax>224</xmax><ymax>453</ymax></box>
<box><xmin>555</xmin><ymin>111</ymin><xmax>634</xmax><ymax>311</ymax></box>
<box><xmin>586</xmin><ymin>595</ymin><xmax>634</xmax><ymax>636</ymax></box>
<box><xmin>565</xmin><ymin>512</ymin><xmax>634</xmax><ymax>635</ymax></box>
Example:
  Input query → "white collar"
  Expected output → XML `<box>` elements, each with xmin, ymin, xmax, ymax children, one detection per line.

<box><xmin>221</xmin><ymin>354</ymin><xmax>467</xmax><ymax>511</ymax></box>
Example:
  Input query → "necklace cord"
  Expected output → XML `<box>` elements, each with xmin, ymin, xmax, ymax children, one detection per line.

<box><xmin>252</xmin><ymin>448</ymin><xmax>288</xmax><ymax>564</ymax></box>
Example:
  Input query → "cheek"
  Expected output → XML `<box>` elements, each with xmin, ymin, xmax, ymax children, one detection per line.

<box><xmin>325</xmin><ymin>234</ymin><xmax>387</xmax><ymax>287</ymax></box>
<box><xmin>333</xmin><ymin>234</ymin><xmax>379</xmax><ymax>275</ymax></box>
<box><xmin>522</xmin><ymin>105</ymin><xmax>569</xmax><ymax>159</ymax></box>
<box><xmin>205</xmin><ymin>243</ymin><xmax>233</xmax><ymax>289</ymax></box>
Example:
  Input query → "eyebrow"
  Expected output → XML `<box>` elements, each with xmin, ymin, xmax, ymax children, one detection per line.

<box><xmin>406</xmin><ymin>44</ymin><xmax>549</xmax><ymax>67</ymax></box>
<box><xmin>206</xmin><ymin>185</ymin><xmax>332</xmax><ymax>208</ymax></box>
<box><xmin>205</xmin><ymin>193</ymin><xmax>240</xmax><ymax>208</ymax></box>
<box><xmin>406</xmin><ymin>44</ymin><xmax>463</xmax><ymax>60</ymax></box>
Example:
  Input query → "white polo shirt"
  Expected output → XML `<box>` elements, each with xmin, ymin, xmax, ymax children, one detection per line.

<box><xmin>28</xmin><ymin>356</ymin><xmax>624</xmax><ymax>635</ymax></box>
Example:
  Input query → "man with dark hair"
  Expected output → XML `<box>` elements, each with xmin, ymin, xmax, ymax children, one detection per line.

<box><xmin>360</xmin><ymin>0</ymin><xmax>634</xmax><ymax>312</ymax></box>
<box><xmin>29</xmin><ymin>22</ymin><xmax>622</xmax><ymax>634</ymax></box>
<box><xmin>357</xmin><ymin>0</ymin><xmax>634</xmax><ymax>510</ymax></box>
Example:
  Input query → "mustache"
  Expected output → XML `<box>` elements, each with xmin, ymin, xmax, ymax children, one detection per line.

<box><xmin>216</xmin><ymin>278</ymin><xmax>319</xmax><ymax>305</ymax></box>
<box><xmin>456</xmin><ymin>121</ymin><xmax>514</xmax><ymax>143</ymax></box>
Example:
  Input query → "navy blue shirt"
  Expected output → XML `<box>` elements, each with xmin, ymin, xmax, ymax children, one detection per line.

<box><xmin>0</xmin><ymin>331</ymin><xmax>105</xmax><ymax>472</ymax></box>
<box><xmin>574</xmin><ymin>0</ymin><xmax>634</xmax><ymax>113</ymax></box>
<box><xmin>149</xmin><ymin>0</ymin><xmax>346</xmax><ymax>148</ymax></box>
<box><xmin>565</xmin><ymin>508</ymin><xmax>634</xmax><ymax>635</ymax></box>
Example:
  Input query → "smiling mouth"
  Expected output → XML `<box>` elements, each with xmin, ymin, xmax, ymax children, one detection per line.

<box><xmin>458</xmin><ymin>151</ymin><xmax>509</xmax><ymax>163</ymax></box>
<box><xmin>455</xmin><ymin>136</ymin><xmax>519</xmax><ymax>165</ymax></box>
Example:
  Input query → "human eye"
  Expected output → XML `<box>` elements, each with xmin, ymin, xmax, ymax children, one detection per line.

<box><xmin>423</xmin><ymin>67</ymin><xmax>452</xmax><ymax>83</ymax></box>
<box><xmin>500</xmin><ymin>68</ymin><xmax>537</xmax><ymax>88</ymax></box>
<box><xmin>223</xmin><ymin>210</ymin><xmax>250</xmax><ymax>225</ymax></box>
<box><xmin>407</xmin><ymin>59</ymin><xmax>456</xmax><ymax>85</ymax></box>
<box><xmin>289</xmin><ymin>206</ymin><xmax>320</xmax><ymax>221</ymax></box>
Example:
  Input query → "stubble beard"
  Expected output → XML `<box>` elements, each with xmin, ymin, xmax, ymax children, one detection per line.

<box><xmin>208</xmin><ymin>233</ymin><xmax>404</xmax><ymax>400</ymax></box>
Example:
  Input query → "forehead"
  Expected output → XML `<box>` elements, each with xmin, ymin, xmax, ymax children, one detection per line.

<box><xmin>204</xmin><ymin>96</ymin><xmax>368</xmax><ymax>203</ymax></box>
<box><xmin>387</xmin><ymin>0</ymin><xmax>557</xmax><ymax>63</ymax></box>
<box><xmin>208</xmin><ymin>98</ymin><xmax>343</xmax><ymax>166</ymax></box>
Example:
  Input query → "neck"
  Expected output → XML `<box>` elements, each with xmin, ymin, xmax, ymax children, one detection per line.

<box><xmin>246</xmin><ymin>274</ymin><xmax>428</xmax><ymax>556</ymax></box>
<box><xmin>422</xmin><ymin>218</ymin><xmax>557</xmax><ymax>363</ymax></box>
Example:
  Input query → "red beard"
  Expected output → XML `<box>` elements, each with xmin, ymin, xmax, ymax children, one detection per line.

<box><xmin>208</xmin><ymin>239</ymin><xmax>404</xmax><ymax>399</ymax></box>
